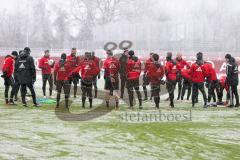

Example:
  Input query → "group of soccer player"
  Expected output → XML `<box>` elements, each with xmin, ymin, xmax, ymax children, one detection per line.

<box><xmin>2</xmin><ymin>47</ymin><xmax>239</xmax><ymax>109</ymax></box>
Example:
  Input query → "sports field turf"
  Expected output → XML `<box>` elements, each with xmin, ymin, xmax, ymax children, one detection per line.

<box><xmin>0</xmin><ymin>84</ymin><xmax>240</xmax><ymax>160</ymax></box>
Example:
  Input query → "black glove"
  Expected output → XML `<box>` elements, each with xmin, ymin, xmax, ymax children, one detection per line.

<box><xmin>160</xmin><ymin>80</ymin><xmax>165</xmax><ymax>85</ymax></box>
<box><xmin>1</xmin><ymin>72</ymin><xmax>7</xmax><ymax>79</ymax></box>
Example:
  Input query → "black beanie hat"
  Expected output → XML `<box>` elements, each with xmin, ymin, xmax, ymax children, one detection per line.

<box><xmin>128</xmin><ymin>50</ymin><xmax>135</xmax><ymax>56</ymax></box>
<box><xmin>61</xmin><ymin>53</ymin><xmax>67</xmax><ymax>60</ymax></box>
<box><xmin>197</xmin><ymin>52</ymin><xmax>203</xmax><ymax>60</ymax></box>
<box><xmin>152</xmin><ymin>53</ymin><xmax>159</xmax><ymax>61</ymax></box>
<box><xmin>24</xmin><ymin>47</ymin><xmax>31</xmax><ymax>53</ymax></box>
<box><xmin>11</xmin><ymin>51</ymin><xmax>18</xmax><ymax>57</ymax></box>
<box><xmin>225</xmin><ymin>54</ymin><xmax>231</xmax><ymax>59</ymax></box>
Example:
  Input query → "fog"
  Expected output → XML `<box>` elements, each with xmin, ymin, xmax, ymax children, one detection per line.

<box><xmin>0</xmin><ymin>0</ymin><xmax>240</xmax><ymax>55</ymax></box>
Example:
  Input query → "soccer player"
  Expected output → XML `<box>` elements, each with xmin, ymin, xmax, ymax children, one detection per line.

<box><xmin>71</xmin><ymin>52</ymin><xmax>100</xmax><ymax>108</ymax></box>
<box><xmin>176</xmin><ymin>53</ymin><xmax>190</xmax><ymax>100</ymax></box>
<box><xmin>225</xmin><ymin>54</ymin><xmax>239</xmax><ymax>107</ymax></box>
<box><xmin>119</xmin><ymin>49</ymin><xmax>129</xmax><ymax>98</ymax></box>
<box><xmin>146</xmin><ymin>54</ymin><xmax>164</xmax><ymax>109</ymax></box>
<box><xmin>1</xmin><ymin>51</ymin><xmax>18</xmax><ymax>104</ymax></box>
<box><xmin>204</xmin><ymin>62</ymin><xmax>218</xmax><ymax>107</ymax></box>
<box><xmin>165</xmin><ymin>52</ymin><xmax>177</xmax><ymax>108</ymax></box>
<box><xmin>38</xmin><ymin>50</ymin><xmax>55</xmax><ymax>98</ymax></box>
<box><xmin>216</xmin><ymin>75</ymin><xmax>229</xmax><ymax>105</ymax></box>
<box><xmin>180</xmin><ymin>66</ymin><xmax>192</xmax><ymax>101</ymax></box>
<box><xmin>189</xmin><ymin>52</ymin><xmax>208</xmax><ymax>108</ymax></box>
<box><xmin>91</xmin><ymin>51</ymin><xmax>101</xmax><ymax>98</ymax></box>
<box><xmin>126</xmin><ymin>50</ymin><xmax>142</xmax><ymax>109</ymax></box>
<box><xmin>54</xmin><ymin>53</ymin><xmax>71</xmax><ymax>109</ymax></box>
<box><xmin>14</xmin><ymin>47</ymin><xmax>39</xmax><ymax>107</ymax></box>
<box><xmin>143</xmin><ymin>53</ymin><xmax>154</xmax><ymax>101</ymax></box>
<box><xmin>67</xmin><ymin>48</ymin><xmax>79</xmax><ymax>98</ymax></box>
<box><xmin>103</xmin><ymin>50</ymin><xmax>120</xmax><ymax>109</ymax></box>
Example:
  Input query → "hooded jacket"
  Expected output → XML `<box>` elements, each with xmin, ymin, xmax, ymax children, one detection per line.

<box><xmin>103</xmin><ymin>56</ymin><xmax>120</xmax><ymax>79</ymax></box>
<box><xmin>189</xmin><ymin>59</ymin><xmax>206</xmax><ymax>83</ymax></box>
<box><xmin>2</xmin><ymin>55</ymin><xmax>15</xmax><ymax>78</ymax></box>
<box><xmin>165</xmin><ymin>59</ymin><xmax>177</xmax><ymax>81</ymax></box>
<box><xmin>38</xmin><ymin>56</ymin><xmax>54</xmax><ymax>75</ymax></box>
<box><xmin>146</xmin><ymin>61</ymin><xmax>164</xmax><ymax>85</ymax></box>
<box><xmin>72</xmin><ymin>59</ymin><xmax>100</xmax><ymax>81</ymax></box>
<box><xmin>226</xmin><ymin>57</ymin><xmax>239</xmax><ymax>86</ymax></box>
<box><xmin>14</xmin><ymin>51</ymin><xmax>36</xmax><ymax>84</ymax></box>
<box><xmin>126</xmin><ymin>56</ymin><xmax>141</xmax><ymax>80</ymax></box>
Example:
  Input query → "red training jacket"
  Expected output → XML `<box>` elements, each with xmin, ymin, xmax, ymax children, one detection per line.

<box><xmin>144</xmin><ymin>58</ymin><xmax>153</xmax><ymax>74</ymax></box>
<box><xmin>66</xmin><ymin>55</ymin><xmax>79</xmax><ymax>72</ymax></box>
<box><xmin>2</xmin><ymin>55</ymin><xmax>14</xmax><ymax>77</ymax></box>
<box><xmin>126</xmin><ymin>58</ymin><xmax>141</xmax><ymax>80</ymax></box>
<box><xmin>176</xmin><ymin>59</ymin><xmax>190</xmax><ymax>71</ymax></box>
<box><xmin>72</xmin><ymin>59</ymin><xmax>100</xmax><ymax>81</ymax></box>
<box><xmin>54</xmin><ymin>61</ymin><xmax>71</xmax><ymax>81</ymax></box>
<box><xmin>38</xmin><ymin>57</ymin><xmax>53</xmax><ymax>75</ymax></box>
<box><xmin>146</xmin><ymin>62</ymin><xmax>164</xmax><ymax>85</ymax></box>
<box><xmin>189</xmin><ymin>62</ymin><xmax>206</xmax><ymax>83</ymax></box>
<box><xmin>103</xmin><ymin>57</ymin><xmax>120</xmax><ymax>79</ymax></box>
<box><xmin>181</xmin><ymin>68</ymin><xmax>191</xmax><ymax>81</ymax></box>
<box><xmin>165</xmin><ymin>61</ymin><xmax>177</xmax><ymax>81</ymax></box>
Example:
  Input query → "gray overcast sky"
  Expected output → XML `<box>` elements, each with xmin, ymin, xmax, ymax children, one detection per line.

<box><xmin>1</xmin><ymin>0</ymin><xmax>240</xmax><ymax>15</ymax></box>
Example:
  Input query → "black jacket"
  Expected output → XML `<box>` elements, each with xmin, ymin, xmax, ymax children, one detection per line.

<box><xmin>119</xmin><ymin>54</ymin><xmax>128</xmax><ymax>75</ymax></box>
<box><xmin>226</xmin><ymin>57</ymin><xmax>239</xmax><ymax>86</ymax></box>
<box><xmin>14</xmin><ymin>51</ymin><xmax>36</xmax><ymax>84</ymax></box>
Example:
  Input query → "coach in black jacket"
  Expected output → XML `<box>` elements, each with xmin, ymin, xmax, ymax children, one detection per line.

<box><xmin>225</xmin><ymin>54</ymin><xmax>239</xmax><ymax>107</ymax></box>
<box><xmin>15</xmin><ymin>47</ymin><xmax>39</xmax><ymax>107</ymax></box>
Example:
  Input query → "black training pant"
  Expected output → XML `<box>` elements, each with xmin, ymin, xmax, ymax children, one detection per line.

<box><xmin>208</xmin><ymin>80</ymin><xmax>217</xmax><ymax>103</ymax></box>
<box><xmin>192</xmin><ymin>82</ymin><xmax>207</xmax><ymax>106</ymax></box>
<box><xmin>4</xmin><ymin>77</ymin><xmax>15</xmax><ymax>103</ymax></box>
<box><xmin>229</xmin><ymin>84</ymin><xmax>239</xmax><ymax>106</ymax></box>
<box><xmin>120</xmin><ymin>75</ymin><xmax>127</xmax><ymax>98</ymax></box>
<box><xmin>127</xmin><ymin>79</ymin><xmax>142</xmax><ymax>107</ymax></box>
<box><xmin>166</xmin><ymin>80</ymin><xmax>176</xmax><ymax>106</ymax></box>
<box><xmin>81</xmin><ymin>80</ymin><xmax>93</xmax><ymax>107</ymax></box>
<box><xmin>177</xmin><ymin>77</ymin><xmax>183</xmax><ymax>100</ymax></box>
<box><xmin>181</xmin><ymin>79</ymin><xmax>191</xmax><ymax>100</ymax></box>
<box><xmin>20</xmin><ymin>83</ymin><xmax>37</xmax><ymax>105</ymax></box>
<box><xmin>151</xmin><ymin>84</ymin><xmax>161</xmax><ymax>108</ymax></box>
<box><xmin>42</xmin><ymin>74</ymin><xmax>53</xmax><ymax>96</ymax></box>
<box><xmin>56</xmin><ymin>80</ymin><xmax>71</xmax><ymax>107</ymax></box>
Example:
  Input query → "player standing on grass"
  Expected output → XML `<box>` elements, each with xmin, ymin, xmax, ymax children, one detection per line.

<box><xmin>165</xmin><ymin>52</ymin><xmax>177</xmax><ymax>108</ymax></box>
<box><xmin>143</xmin><ymin>53</ymin><xmax>154</xmax><ymax>101</ymax></box>
<box><xmin>126</xmin><ymin>50</ymin><xmax>142</xmax><ymax>109</ymax></box>
<box><xmin>67</xmin><ymin>48</ymin><xmax>79</xmax><ymax>98</ymax></box>
<box><xmin>180</xmin><ymin>66</ymin><xmax>192</xmax><ymax>101</ymax></box>
<box><xmin>146</xmin><ymin>54</ymin><xmax>164</xmax><ymax>109</ymax></box>
<box><xmin>189</xmin><ymin>52</ymin><xmax>208</xmax><ymax>108</ymax></box>
<box><xmin>225</xmin><ymin>54</ymin><xmax>239</xmax><ymax>107</ymax></box>
<box><xmin>119</xmin><ymin>49</ymin><xmax>129</xmax><ymax>99</ymax></box>
<box><xmin>103</xmin><ymin>50</ymin><xmax>120</xmax><ymax>109</ymax></box>
<box><xmin>204</xmin><ymin>62</ymin><xmax>218</xmax><ymax>107</ymax></box>
<box><xmin>216</xmin><ymin>75</ymin><xmax>229</xmax><ymax>105</ymax></box>
<box><xmin>176</xmin><ymin>53</ymin><xmax>190</xmax><ymax>100</ymax></box>
<box><xmin>54</xmin><ymin>53</ymin><xmax>71</xmax><ymax>109</ymax></box>
<box><xmin>71</xmin><ymin>52</ymin><xmax>100</xmax><ymax>109</ymax></box>
<box><xmin>1</xmin><ymin>51</ymin><xmax>18</xmax><ymax>104</ymax></box>
<box><xmin>91</xmin><ymin>51</ymin><xmax>101</xmax><ymax>98</ymax></box>
<box><xmin>15</xmin><ymin>47</ymin><xmax>40</xmax><ymax>107</ymax></box>
<box><xmin>38</xmin><ymin>50</ymin><xmax>55</xmax><ymax>98</ymax></box>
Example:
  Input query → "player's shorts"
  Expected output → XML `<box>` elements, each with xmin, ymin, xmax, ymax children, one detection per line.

<box><xmin>104</xmin><ymin>77</ymin><xmax>119</xmax><ymax>90</ymax></box>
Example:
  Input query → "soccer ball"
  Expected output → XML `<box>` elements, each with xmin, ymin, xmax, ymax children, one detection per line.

<box><xmin>48</xmin><ymin>59</ymin><xmax>54</xmax><ymax>66</ymax></box>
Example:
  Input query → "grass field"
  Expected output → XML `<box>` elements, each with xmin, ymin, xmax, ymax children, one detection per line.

<box><xmin>0</xmin><ymin>81</ymin><xmax>240</xmax><ymax>159</ymax></box>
